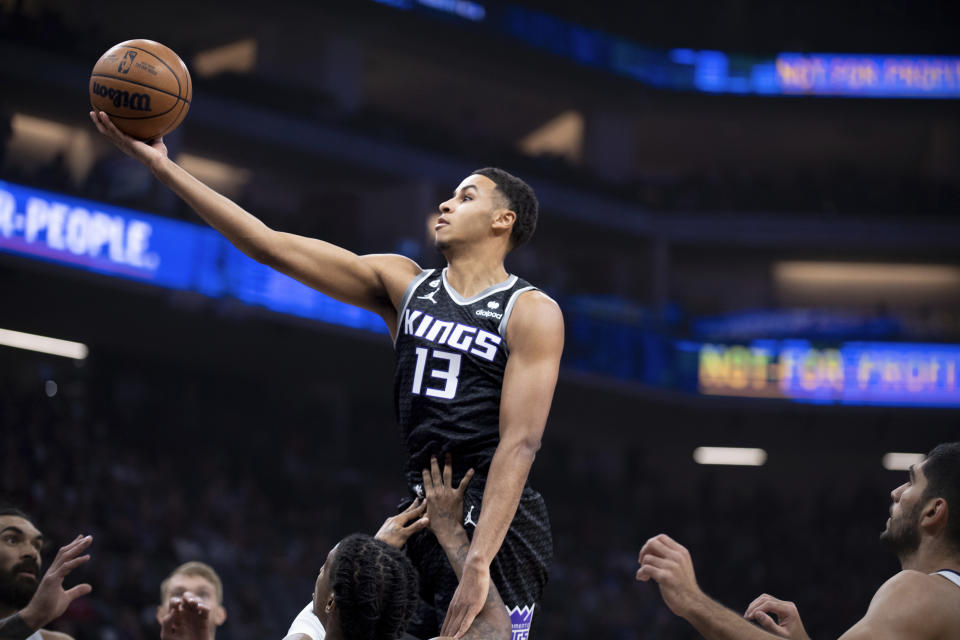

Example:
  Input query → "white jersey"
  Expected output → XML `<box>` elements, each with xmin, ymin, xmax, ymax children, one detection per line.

<box><xmin>932</xmin><ymin>569</ymin><xmax>960</xmax><ymax>589</ymax></box>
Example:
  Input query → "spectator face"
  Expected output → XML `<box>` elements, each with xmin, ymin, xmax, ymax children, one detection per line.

<box><xmin>0</xmin><ymin>516</ymin><xmax>43</xmax><ymax>610</ymax></box>
<box><xmin>879</xmin><ymin>461</ymin><xmax>929</xmax><ymax>556</ymax></box>
<box><xmin>157</xmin><ymin>573</ymin><xmax>226</xmax><ymax>628</ymax></box>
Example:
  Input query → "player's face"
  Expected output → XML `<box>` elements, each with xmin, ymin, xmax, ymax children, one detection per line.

<box><xmin>312</xmin><ymin>543</ymin><xmax>338</xmax><ymax>629</ymax></box>
<box><xmin>879</xmin><ymin>461</ymin><xmax>929</xmax><ymax>556</ymax></box>
<box><xmin>435</xmin><ymin>175</ymin><xmax>504</xmax><ymax>251</ymax></box>
<box><xmin>0</xmin><ymin>516</ymin><xmax>43</xmax><ymax>609</ymax></box>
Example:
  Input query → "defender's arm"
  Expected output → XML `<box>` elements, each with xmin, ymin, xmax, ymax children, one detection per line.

<box><xmin>89</xmin><ymin>111</ymin><xmax>420</xmax><ymax>326</ymax></box>
<box><xmin>440</xmin><ymin>291</ymin><xmax>563</xmax><ymax>638</ymax></box>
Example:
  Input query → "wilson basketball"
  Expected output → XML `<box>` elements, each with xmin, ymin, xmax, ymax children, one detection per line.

<box><xmin>89</xmin><ymin>39</ymin><xmax>192</xmax><ymax>140</ymax></box>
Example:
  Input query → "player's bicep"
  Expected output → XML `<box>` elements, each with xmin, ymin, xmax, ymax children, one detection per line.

<box><xmin>266</xmin><ymin>232</ymin><xmax>417</xmax><ymax>316</ymax></box>
<box><xmin>499</xmin><ymin>293</ymin><xmax>564</xmax><ymax>444</ymax></box>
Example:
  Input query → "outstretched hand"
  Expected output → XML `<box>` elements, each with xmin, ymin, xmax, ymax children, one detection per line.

<box><xmin>636</xmin><ymin>534</ymin><xmax>704</xmax><ymax>618</ymax></box>
<box><xmin>422</xmin><ymin>454</ymin><xmax>474</xmax><ymax>544</ymax></box>
<box><xmin>744</xmin><ymin>594</ymin><xmax>811</xmax><ymax>640</ymax></box>
<box><xmin>160</xmin><ymin>592</ymin><xmax>213</xmax><ymax>640</ymax></box>
<box><xmin>19</xmin><ymin>535</ymin><xmax>93</xmax><ymax>631</ymax></box>
<box><xmin>88</xmin><ymin>110</ymin><xmax>168</xmax><ymax>171</ymax></box>
<box><xmin>375</xmin><ymin>497</ymin><xmax>430</xmax><ymax>549</ymax></box>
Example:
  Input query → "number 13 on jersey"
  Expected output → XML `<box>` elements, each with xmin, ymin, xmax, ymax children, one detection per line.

<box><xmin>412</xmin><ymin>347</ymin><xmax>462</xmax><ymax>399</ymax></box>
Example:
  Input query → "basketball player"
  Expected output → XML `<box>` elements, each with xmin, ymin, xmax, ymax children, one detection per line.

<box><xmin>636</xmin><ymin>441</ymin><xmax>960</xmax><ymax>639</ymax></box>
<box><xmin>91</xmin><ymin>110</ymin><xmax>563</xmax><ymax>638</ymax></box>
<box><xmin>0</xmin><ymin>508</ymin><xmax>92</xmax><ymax>640</ymax></box>
<box><xmin>157</xmin><ymin>562</ymin><xmax>226</xmax><ymax>638</ymax></box>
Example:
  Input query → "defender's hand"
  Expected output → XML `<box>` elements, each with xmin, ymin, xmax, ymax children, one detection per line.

<box><xmin>440</xmin><ymin>560</ymin><xmax>490</xmax><ymax>639</ymax></box>
<box><xmin>744</xmin><ymin>594</ymin><xmax>811</xmax><ymax>640</ymax></box>
<box><xmin>89</xmin><ymin>110</ymin><xmax>168</xmax><ymax>172</ymax></box>
<box><xmin>375</xmin><ymin>498</ymin><xmax>430</xmax><ymax>549</ymax></box>
<box><xmin>160</xmin><ymin>592</ymin><xmax>212</xmax><ymax>640</ymax></box>
<box><xmin>422</xmin><ymin>454</ymin><xmax>475</xmax><ymax>543</ymax></box>
<box><xmin>19</xmin><ymin>535</ymin><xmax>93</xmax><ymax>631</ymax></box>
<box><xmin>636</xmin><ymin>534</ymin><xmax>704</xmax><ymax>618</ymax></box>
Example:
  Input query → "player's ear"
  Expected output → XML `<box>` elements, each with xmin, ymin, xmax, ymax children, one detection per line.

<box><xmin>492</xmin><ymin>208</ymin><xmax>516</xmax><ymax>233</ymax></box>
<box><xmin>921</xmin><ymin>496</ymin><xmax>948</xmax><ymax>530</ymax></box>
<box><xmin>213</xmin><ymin>605</ymin><xmax>227</xmax><ymax>626</ymax></box>
<box><xmin>156</xmin><ymin>605</ymin><xmax>166</xmax><ymax>625</ymax></box>
<box><xmin>325</xmin><ymin>594</ymin><xmax>336</xmax><ymax>615</ymax></box>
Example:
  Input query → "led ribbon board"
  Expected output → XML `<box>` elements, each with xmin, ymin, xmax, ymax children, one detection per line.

<box><xmin>698</xmin><ymin>340</ymin><xmax>960</xmax><ymax>407</ymax></box>
<box><xmin>0</xmin><ymin>180</ymin><xmax>386</xmax><ymax>334</ymax></box>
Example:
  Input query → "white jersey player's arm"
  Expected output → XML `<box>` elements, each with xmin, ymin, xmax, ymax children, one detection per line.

<box><xmin>88</xmin><ymin>111</ymin><xmax>420</xmax><ymax>332</ymax></box>
<box><xmin>283</xmin><ymin>602</ymin><xmax>325</xmax><ymax>640</ymax></box>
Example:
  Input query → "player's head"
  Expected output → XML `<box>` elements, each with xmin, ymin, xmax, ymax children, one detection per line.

<box><xmin>312</xmin><ymin>534</ymin><xmax>419</xmax><ymax>640</ymax></box>
<box><xmin>436</xmin><ymin>168</ymin><xmax>538</xmax><ymax>256</ymax></box>
<box><xmin>880</xmin><ymin>442</ymin><xmax>960</xmax><ymax>559</ymax></box>
<box><xmin>157</xmin><ymin>561</ymin><xmax>227</xmax><ymax>630</ymax></box>
<box><xmin>0</xmin><ymin>506</ymin><xmax>43</xmax><ymax>610</ymax></box>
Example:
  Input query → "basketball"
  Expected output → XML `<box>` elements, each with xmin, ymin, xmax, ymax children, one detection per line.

<box><xmin>89</xmin><ymin>39</ymin><xmax>192</xmax><ymax>140</ymax></box>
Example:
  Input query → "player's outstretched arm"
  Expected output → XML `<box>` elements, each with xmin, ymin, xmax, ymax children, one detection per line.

<box><xmin>636</xmin><ymin>534</ymin><xmax>787</xmax><ymax>640</ymax></box>
<box><xmin>0</xmin><ymin>535</ymin><xmax>94</xmax><ymax>640</ymax></box>
<box><xmin>88</xmin><ymin>111</ymin><xmax>419</xmax><ymax>323</ymax></box>
<box><xmin>423</xmin><ymin>455</ymin><xmax>510</xmax><ymax>640</ymax></box>
<box><xmin>441</xmin><ymin>291</ymin><xmax>562</xmax><ymax>638</ymax></box>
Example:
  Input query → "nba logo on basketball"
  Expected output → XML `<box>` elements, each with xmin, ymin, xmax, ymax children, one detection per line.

<box><xmin>507</xmin><ymin>605</ymin><xmax>534</xmax><ymax>640</ymax></box>
<box><xmin>118</xmin><ymin>50</ymin><xmax>137</xmax><ymax>73</ymax></box>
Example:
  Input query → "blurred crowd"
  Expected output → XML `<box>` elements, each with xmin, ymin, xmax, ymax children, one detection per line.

<box><xmin>1</xmin><ymin>354</ymin><xmax>904</xmax><ymax>640</ymax></box>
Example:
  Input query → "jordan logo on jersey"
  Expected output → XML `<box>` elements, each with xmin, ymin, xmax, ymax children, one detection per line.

<box><xmin>417</xmin><ymin>288</ymin><xmax>439</xmax><ymax>304</ymax></box>
<box><xmin>402</xmin><ymin>309</ymin><xmax>502</xmax><ymax>361</ymax></box>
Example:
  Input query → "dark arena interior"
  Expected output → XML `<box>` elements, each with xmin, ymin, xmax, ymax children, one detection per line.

<box><xmin>1</xmin><ymin>1</ymin><xmax>959</xmax><ymax>639</ymax></box>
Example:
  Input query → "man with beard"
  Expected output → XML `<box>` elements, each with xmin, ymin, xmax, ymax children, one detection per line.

<box><xmin>0</xmin><ymin>508</ymin><xmax>93</xmax><ymax>640</ymax></box>
<box><xmin>635</xmin><ymin>441</ymin><xmax>960</xmax><ymax>640</ymax></box>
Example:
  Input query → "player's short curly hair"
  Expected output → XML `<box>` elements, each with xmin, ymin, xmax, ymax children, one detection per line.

<box><xmin>473</xmin><ymin>167</ymin><xmax>539</xmax><ymax>250</ymax></box>
<box><xmin>922</xmin><ymin>441</ymin><xmax>960</xmax><ymax>552</ymax></box>
<box><xmin>330</xmin><ymin>534</ymin><xmax>420</xmax><ymax>640</ymax></box>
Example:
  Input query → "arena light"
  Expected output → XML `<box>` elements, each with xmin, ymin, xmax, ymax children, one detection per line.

<box><xmin>0</xmin><ymin>328</ymin><xmax>88</xmax><ymax>360</ymax></box>
<box><xmin>882</xmin><ymin>452</ymin><xmax>924</xmax><ymax>471</ymax></box>
<box><xmin>693</xmin><ymin>446</ymin><xmax>767</xmax><ymax>466</ymax></box>
<box><xmin>193</xmin><ymin>38</ymin><xmax>258</xmax><ymax>77</ymax></box>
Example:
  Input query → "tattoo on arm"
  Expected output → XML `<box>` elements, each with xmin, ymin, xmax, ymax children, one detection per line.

<box><xmin>0</xmin><ymin>613</ymin><xmax>37</xmax><ymax>640</ymax></box>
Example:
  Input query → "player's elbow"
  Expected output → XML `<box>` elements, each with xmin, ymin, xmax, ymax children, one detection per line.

<box><xmin>504</xmin><ymin>434</ymin><xmax>541</xmax><ymax>460</ymax></box>
<box><xmin>244</xmin><ymin>230</ymin><xmax>283</xmax><ymax>266</ymax></box>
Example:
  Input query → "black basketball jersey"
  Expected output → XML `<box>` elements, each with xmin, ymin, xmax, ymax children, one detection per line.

<box><xmin>394</xmin><ymin>268</ymin><xmax>537</xmax><ymax>483</ymax></box>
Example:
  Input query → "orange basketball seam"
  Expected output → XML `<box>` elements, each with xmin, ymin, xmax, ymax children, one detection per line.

<box><xmin>90</xmin><ymin>74</ymin><xmax>190</xmax><ymax>103</ymax></box>
<box><xmin>119</xmin><ymin>43</ymin><xmax>184</xmax><ymax>97</ymax></box>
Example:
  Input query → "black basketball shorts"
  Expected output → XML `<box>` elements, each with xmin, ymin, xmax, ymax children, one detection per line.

<box><xmin>402</xmin><ymin>484</ymin><xmax>553</xmax><ymax>640</ymax></box>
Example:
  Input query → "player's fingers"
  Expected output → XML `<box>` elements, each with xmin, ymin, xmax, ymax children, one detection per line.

<box><xmin>756</xmin><ymin>597</ymin><xmax>795</xmax><ymax>618</ymax></box>
<box><xmin>456</xmin><ymin>468</ymin><xmax>475</xmax><ymax>494</ymax></box>
<box><xmin>57</xmin><ymin>554</ymin><xmax>91</xmax><ymax>576</ymax></box>
<box><xmin>443</xmin><ymin>452</ymin><xmax>453</xmax><ymax>486</ymax></box>
<box><xmin>64</xmin><ymin>583</ymin><xmax>93</xmax><ymax>601</ymax></box>
<box><xmin>752</xmin><ymin>611</ymin><xmax>784</xmax><ymax>635</ymax></box>
<box><xmin>430</xmin><ymin>455</ymin><xmax>442</xmax><ymax>486</ymax></box>
<box><xmin>422</xmin><ymin>468</ymin><xmax>434</xmax><ymax>495</ymax></box>
<box><xmin>407</xmin><ymin>516</ymin><xmax>430</xmax><ymax>534</ymax></box>
<box><xmin>402</xmin><ymin>500</ymin><xmax>428</xmax><ymax>524</ymax></box>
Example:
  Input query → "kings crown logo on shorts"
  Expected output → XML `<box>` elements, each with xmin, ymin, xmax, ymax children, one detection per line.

<box><xmin>507</xmin><ymin>604</ymin><xmax>535</xmax><ymax>640</ymax></box>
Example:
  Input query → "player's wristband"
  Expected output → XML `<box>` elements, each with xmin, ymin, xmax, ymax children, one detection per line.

<box><xmin>285</xmin><ymin>602</ymin><xmax>325</xmax><ymax>640</ymax></box>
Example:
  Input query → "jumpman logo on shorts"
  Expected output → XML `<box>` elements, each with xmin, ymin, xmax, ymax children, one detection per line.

<box><xmin>464</xmin><ymin>504</ymin><xmax>477</xmax><ymax>527</ymax></box>
<box><xmin>417</xmin><ymin>288</ymin><xmax>439</xmax><ymax>304</ymax></box>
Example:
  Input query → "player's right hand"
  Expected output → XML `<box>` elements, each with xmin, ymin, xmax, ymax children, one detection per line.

<box><xmin>89</xmin><ymin>110</ymin><xmax>168</xmax><ymax>172</ymax></box>
<box><xmin>19</xmin><ymin>535</ymin><xmax>93</xmax><ymax>631</ymax></box>
<box><xmin>160</xmin><ymin>592</ymin><xmax>212</xmax><ymax>640</ymax></box>
<box><xmin>374</xmin><ymin>498</ymin><xmax>430</xmax><ymax>549</ymax></box>
<box><xmin>744</xmin><ymin>594</ymin><xmax>811</xmax><ymax>640</ymax></box>
<box><xmin>422</xmin><ymin>454</ymin><xmax>474</xmax><ymax>542</ymax></box>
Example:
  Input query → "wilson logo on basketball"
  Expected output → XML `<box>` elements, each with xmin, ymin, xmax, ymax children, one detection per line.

<box><xmin>117</xmin><ymin>50</ymin><xmax>138</xmax><ymax>74</ymax></box>
<box><xmin>91</xmin><ymin>81</ymin><xmax>153</xmax><ymax>111</ymax></box>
